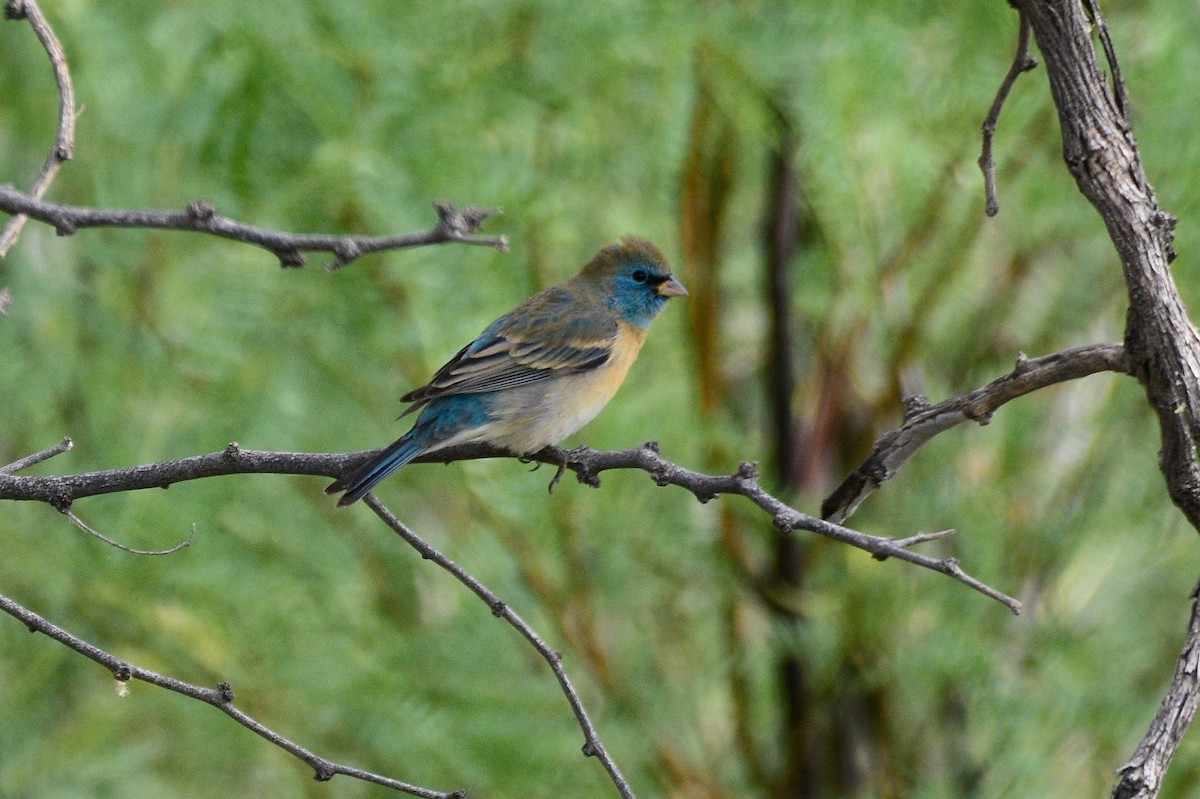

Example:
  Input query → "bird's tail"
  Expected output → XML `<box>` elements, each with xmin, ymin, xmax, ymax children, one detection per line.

<box><xmin>326</xmin><ymin>431</ymin><xmax>425</xmax><ymax>506</ymax></box>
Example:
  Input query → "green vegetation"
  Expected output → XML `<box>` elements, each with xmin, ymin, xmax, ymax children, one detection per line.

<box><xmin>2</xmin><ymin>1</ymin><xmax>1199</xmax><ymax>797</ymax></box>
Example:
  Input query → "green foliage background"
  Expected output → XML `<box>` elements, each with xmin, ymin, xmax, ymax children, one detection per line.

<box><xmin>2</xmin><ymin>1</ymin><xmax>1200</xmax><ymax>797</ymax></box>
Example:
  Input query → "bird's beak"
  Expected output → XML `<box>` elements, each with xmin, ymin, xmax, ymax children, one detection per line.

<box><xmin>657</xmin><ymin>275</ymin><xmax>688</xmax><ymax>298</ymax></box>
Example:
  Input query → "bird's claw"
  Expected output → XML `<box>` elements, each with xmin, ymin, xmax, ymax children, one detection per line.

<box><xmin>547</xmin><ymin>445</ymin><xmax>590</xmax><ymax>493</ymax></box>
<box><xmin>548</xmin><ymin>460</ymin><xmax>567</xmax><ymax>493</ymax></box>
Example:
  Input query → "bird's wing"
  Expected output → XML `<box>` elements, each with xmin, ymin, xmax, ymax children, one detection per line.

<box><xmin>400</xmin><ymin>285</ymin><xmax>618</xmax><ymax>412</ymax></box>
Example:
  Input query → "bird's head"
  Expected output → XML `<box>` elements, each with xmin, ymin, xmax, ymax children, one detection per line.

<box><xmin>579</xmin><ymin>235</ymin><xmax>687</xmax><ymax>328</ymax></box>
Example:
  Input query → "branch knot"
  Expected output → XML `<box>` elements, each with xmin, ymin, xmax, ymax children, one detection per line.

<box><xmin>772</xmin><ymin>511</ymin><xmax>798</xmax><ymax>532</ymax></box>
<box><xmin>3</xmin><ymin>0</ymin><xmax>27</xmax><ymax>21</ymax></box>
<box><xmin>186</xmin><ymin>200</ymin><xmax>216</xmax><ymax>222</ymax></box>
<box><xmin>902</xmin><ymin>394</ymin><xmax>931</xmax><ymax>420</ymax></box>
<box><xmin>434</xmin><ymin>200</ymin><xmax>500</xmax><ymax>239</ymax></box>
<box><xmin>735</xmin><ymin>461</ymin><xmax>759</xmax><ymax>482</ymax></box>
<box><xmin>332</xmin><ymin>240</ymin><xmax>361</xmax><ymax>268</ymax></box>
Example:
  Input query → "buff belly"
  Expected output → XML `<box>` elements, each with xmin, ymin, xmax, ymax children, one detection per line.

<box><xmin>433</xmin><ymin>321</ymin><xmax>647</xmax><ymax>455</ymax></box>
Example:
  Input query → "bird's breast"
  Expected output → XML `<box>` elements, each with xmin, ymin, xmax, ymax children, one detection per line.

<box><xmin>486</xmin><ymin>322</ymin><xmax>647</xmax><ymax>453</ymax></box>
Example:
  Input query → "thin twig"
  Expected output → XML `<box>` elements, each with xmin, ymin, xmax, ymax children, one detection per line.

<box><xmin>363</xmin><ymin>495</ymin><xmax>638</xmax><ymax>799</ymax></box>
<box><xmin>883</xmin><ymin>529</ymin><xmax>957</xmax><ymax>553</ymax></box>
<box><xmin>0</xmin><ymin>589</ymin><xmax>464</xmax><ymax>799</ymax></box>
<box><xmin>62</xmin><ymin>508</ymin><xmax>195</xmax><ymax>556</ymax></box>
<box><xmin>0</xmin><ymin>435</ymin><xmax>71</xmax><ymax>473</ymax></box>
<box><xmin>1082</xmin><ymin>0</ymin><xmax>1130</xmax><ymax>121</ymax></box>
<box><xmin>979</xmin><ymin>7</ymin><xmax>1037</xmax><ymax>217</ymax></box>
<box><xmin>0</xmin><ymin>441</ymin><xmax>354</xmax><ymax>503</ymax></box>
<box><xmin>0</xmin><ymin>188</ymin><xmax>507</xmax><ymax>268</ymax></box>
<box><xmin>0</xmin><ymin>0</ymin><xmax>76</xmax><ymax>257</ymax></box>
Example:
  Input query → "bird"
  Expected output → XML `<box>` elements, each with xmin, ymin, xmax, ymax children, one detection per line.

<box><xmin>326</xmin><ymin>235</ymin><xmax>687</xmax><ymax>506</ymax></box>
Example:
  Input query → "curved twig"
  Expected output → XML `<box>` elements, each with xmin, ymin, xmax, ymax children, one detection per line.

<box><xmin>0</xmin><ymin>589</ymin><xmax>464</xmax><ymax>799</ymax></box>
<box><xmin>364</xmin><ymin>496</ymin><xmax>637</xmax><ymax>799</ymax></box>
<box><xmin>822</xmin><ymin>343</ymin><xmax>1132</xmax><ymax>524</ymax></box>
<box><xmin>978</xmin><ymin>6</ymin><xmax>1037</xmax><ymax>217</ymax></box>
<box><xmin>62</xmin><ymin>508</ymin><xmax>195</xmax><ymax>556</ymax></box>
<box><xmin>0</xmin><ymin>188</ymin><xmax>507</xmax><ymax>269</ymax></box>
<box><xmin>0</xmin><ymin>0</ymin><xmax>76</xmax><ymax>257</ymax></box>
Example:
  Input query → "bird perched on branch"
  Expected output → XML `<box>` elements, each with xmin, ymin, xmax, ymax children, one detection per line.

<box><xmin>327</xmin><ymin>235</ymin><xmax>687</xmax><ymax>506</ymax></box>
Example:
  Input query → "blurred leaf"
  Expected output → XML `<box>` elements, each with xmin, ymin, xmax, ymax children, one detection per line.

<box><xmin>3</xmin><ymin>1</ymin><xmax>1200</xmax><ymax>798</ymax></box>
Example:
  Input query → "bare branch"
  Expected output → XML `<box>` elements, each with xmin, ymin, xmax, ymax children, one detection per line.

<box><xmin>0</xmin><ymin>435</ymin><xmax>71</xmax><ymax>473</ymax></box>
<box><xmin>0</xmin><ymin>589</ymin><xmax>464</xmax><ymax>799</ymax></box>
<box><xmin>0</xmin><ymin>187</ymin><xmax>507</xmax><ymax>269</ymax></box>
<box><xmin>0</xmin><ymin>0</ymin><xmax>76</xmax><ymax>257</ymax></box>
<box><xmin>364</xmin><ymin>495</ymin><xmax>638</xmax><ymax>799</ymax></box>
<box><xmin>1111</xmin><ymin>580</ymin><xmax>1200</xmax><ymax>799</ymax></box>
<box><xmin>822</xmin><ymin>343</ymin><xmax>1132</xmax><ymax>524</ymax></box>
<box><xmin>0</xmin><ymin>5</ymin><xmax>504</xmax><ymax>272</ymax></box>
<box><xmin>0</xmin><ymin>439</ymin><xmax>1020</xmax><ymax>612</ymax></box>
<box><xmin>0</xmin><ymin>441</ymin><xmax>344</xmax><ymax>505</ymax></box>
<box><xmin>1017</xmin><ymin>0</ymin><xmax>1197</xmax><ymax>529</ymax></box>
<box><xmin>1011</xmin><ymin>3</ymin><xmax>1200</xmax><ymax>794</ymax></box>
<box><xmin>978</xmin><ymin>7</ymin><xmax>1037</xmax><ymax>217</ymax></box>
<box><xmin>537</xmin><ymin>444</ymin><xmax>1021</xmax><ymax>613</ymax></box>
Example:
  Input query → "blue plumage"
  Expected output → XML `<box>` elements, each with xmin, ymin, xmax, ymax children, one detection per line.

<box><xmin>327</xmin><ymin>236</ymin><xmax>685</xmax><ymax>506</ymax></box>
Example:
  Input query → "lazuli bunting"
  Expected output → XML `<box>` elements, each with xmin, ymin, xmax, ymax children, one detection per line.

<box><xmin>327</xmin><ymin>235</ymin><xmax>687</xmax><ymax>505</ymax></box>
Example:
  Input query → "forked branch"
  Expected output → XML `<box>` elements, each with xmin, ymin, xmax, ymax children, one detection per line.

<box><xmin>823</xmin><ymin>343</ymin><xmax>1132</xmax><ymax>524</ymax></box>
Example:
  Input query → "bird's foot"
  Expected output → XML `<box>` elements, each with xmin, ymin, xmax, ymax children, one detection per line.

<box><xmin>547</xmin><ymin>445</ymin><xmax>591</xmax><ymax>493</ymax></box>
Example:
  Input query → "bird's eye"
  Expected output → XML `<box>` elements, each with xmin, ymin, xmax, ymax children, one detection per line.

<box><xmin>631</xmin><ymin>269</ymin><xmax>649</xmax><ymax>284</ymax></box>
